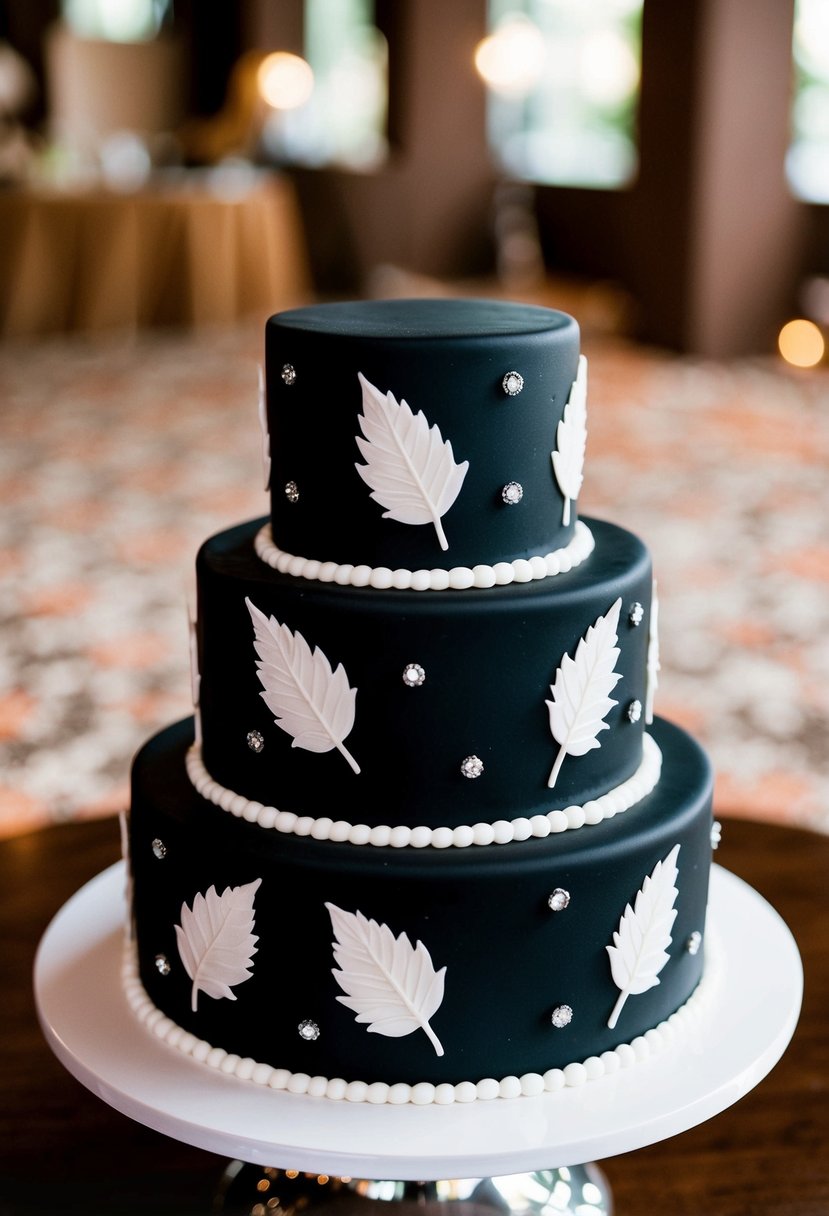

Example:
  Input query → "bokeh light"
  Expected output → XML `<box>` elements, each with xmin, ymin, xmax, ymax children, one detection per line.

<box><xmin>257</xmin><ymin>52</ymin><xmax>314</xmax><ymax>111</ymax></box>
<box><xmin>778</xmin><ymin>318</ymin><xmax>825</xmax><ymax>367</ymax></box>
<box><xmin>474</xmin><ymin>16</ymin><xmax>547</xmax><ymax>97</ymax></box>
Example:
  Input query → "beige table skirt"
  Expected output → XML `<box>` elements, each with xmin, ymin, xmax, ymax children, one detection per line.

<box><xmin>0</xmin><ymin>173</ymin><xmax>312</xmax><ymax>337</ymax></box>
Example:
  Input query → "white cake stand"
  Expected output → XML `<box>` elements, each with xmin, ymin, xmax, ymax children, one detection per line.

<box><xmin>34</xmin><ymin>863</ymin><xmax>802</xmax><ymax>1214</ymax></box>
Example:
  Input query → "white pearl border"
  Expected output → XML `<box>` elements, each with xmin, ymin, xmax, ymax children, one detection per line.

<box><xmin>122</xmin><ymin>930</ymin><xmax>721</xmax><ymax>1105</ymax></box>
<box><xmin>186</xmin><ymin>734</ymin><xmax>662</xmax><ymax>848</ymax></box>
<box><xmin>254</xmin><ymin>521</ymin><xmax>595</xmax><ymax>590</ymax></box>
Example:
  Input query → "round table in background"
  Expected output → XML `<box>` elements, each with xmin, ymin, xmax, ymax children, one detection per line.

<box><xmin>0</xmin><ymin>171</ymin><xmax>311</xmax><ymax>339</ymax></box>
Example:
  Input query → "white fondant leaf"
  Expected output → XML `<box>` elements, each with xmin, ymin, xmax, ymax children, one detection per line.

<box><xmin>546</xmin><ymin>597</ymin><xmax>623</xmax><ymax>788</ymax></box>
<box><xmin>551</xmin><ymin>355</ymin><xmax>588</xmax><ymax>526</ymax></box>
<box><xmin>246</xmin><ymin>598</ymin><xmax>360</xmax><ymax>774</ymax></box>
<box><xmin>645</xmin><ymin>579</ymin><xmax>660</xmax><ymax>725</ymax></box>
<box><xmin>186</xmin><ymin>584</ymin><xmax>202</xmax><ymax>745</ymax></box>
<box><xmin>354</xmin><ymin>372</ymin><xmax>469</xmax><ymax>552</ymax></box>
<box><xmin>327</xmin><ymin>902</ymin><xmax>446</xmax><ymax>1057</ymax></box>
<box><xmin>175</xmin><ymin>878</ymin><xmax>262</xmax><ymax>1013</ymax></box>
<box><xmin>118</xmin><ymin>809</ymin><xmax>134</xmax><ymax>941</ymax></box>
<box><xmin>187</xmin><ymin>599</ymin><xmax>203</xmax><ymax>748</ymax></box>
<box><xmin>257</xmin><ymin>364</ymin><xmax>271</xmax><ymax>491</ymax></box>
<box><xmin>606</xmin><ymin>845</ymin><xmax>680</xmax><ymax>1029</ymax></box>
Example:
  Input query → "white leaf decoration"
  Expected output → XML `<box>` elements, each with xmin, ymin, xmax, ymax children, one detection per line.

<box><xmin>551</xmin><ymin>355</ymin><xmax>588</xmax><ymax>526</ymax></box>
<box><xmin>327</xmin><ymin>902</ymin><xmax>446</xmax><ymax>1057</ymax></box>
<box><xmin>645</xmin><ymin>579</ymin><xmax>660</xmax><ymax>724</ymax></box>
<box><xmin>546</xmin><ymin>596</ymin><xmax>623</xmax><ymax>788</ymax></box>
<box><xmin>257</xmin><ymin>364</ymin><xmax>271</xmax><ymax>491</ymax></box>
<box><xmin>354</xmin><ymin>372</ymin><xmax>469</xmax><ymax>552</ymax></box>
<box><xmin>175</xmin><ymin>878</ymin><xmax>262</xmax><ymax>1013</ymax></box>
<box><xmin>118</xmin><ymin>809</ymin><xmax>134</xmax><ymax>941</ymax></box>
<box><xmin>246</xmin><ymin>597</ymin><xmax>360</xmax><ymax>774</ymax></box>
<box><xmin>185</xmin><ymin>577</ymin><xmax>202</xmax><ymax>745</ymax></box>
<box><xmin>186</xmin><ymin>598</ymin><xmax>203</xmax><ymax>746</ymax></box>
<box><xmin>606</xmin><ymin>845</ymin><xmax>680</xmax><ymax>1029</ymax></box>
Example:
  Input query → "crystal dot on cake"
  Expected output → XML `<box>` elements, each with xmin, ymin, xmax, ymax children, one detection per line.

<box><xmin>501</xmin><ymin>481</ymin><xmax>523</xmax><ymax>505</ymax></box>
<box><xmin>629</xmin><ymin>602</ymin><xmax>644</xmax><ymax>626</ymax></box>
<box><xmin>548</xmin><ymin>888</ymin><xmax>571</xmax><ymax>912</ymax></box>
<box><xmin>460</xmin><ymin>755</ymin><xmax>484</xmax><ymax>779</ymax></box>
<box><xmin>154</xmin><ymin>954</ymin><xmax>171</xmax><ymax>976</ymax></box>
<box><xmin>151</xmin><ymin>838</ymin><xmax>167</xmax><ymax>860</ymax></box>
<box><xmin>284</xmin><ymin>481</ymin><xmax>300</xmax><ymax>504</ymax></box>
<box><xmin>281</xmin><ymin>363</ymin><xmax>297</xmax><ymax>385</ymax></box>
<box><xmin>298</xmin><ymin>1019</ymin><xmax>320</xmax><ymax>1041</ymax></box>
<box><xmin>402</xmin><ymin>662</ymin><xmax>425</xmax><ymax>687</ymax></box>
<box><xmin>246</xmin><ymin>730</ymin><xmax>265</xmax><ymax>753</ymax></box>
<box><xmin>551</xmin><ymin>1004</ymin><xmax>573</xmax><ymax>1029</ymax></box>
<box><xmin>502</xmin><ymin>370</ymin><xmax>524</xmax><ymax>396</ymax></box>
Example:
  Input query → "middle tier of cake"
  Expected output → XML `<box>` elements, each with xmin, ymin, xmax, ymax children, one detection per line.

<box><xmin>195</xmin><ymin>515</ymin><xmax>655</xmax><ymax>830</ymax></box>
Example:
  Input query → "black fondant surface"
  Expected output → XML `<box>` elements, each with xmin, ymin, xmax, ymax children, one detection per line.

<box><xmin>266</xmin><ymin>299</ymin><xmax>581</xmax><ymax>569</ymax></box>
<box><xmin>129</xmin><ymin>716</ymin><xmax>713</xmax><ymax>1089</ymax></box>
<box><xmin>196</xmin><ymin>516</ymin><xmax>653</xmax><ymax>828</ymax></box>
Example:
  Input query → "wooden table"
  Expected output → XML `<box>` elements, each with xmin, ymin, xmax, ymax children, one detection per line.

<box><xmin>0</xmin><ymin>172</ymin><xmax>311</xmax><ymax>338</ymax></box>
<box><xmin>1</xmin><ymin>816</ymin><xmax>826</xmax><ymax>1214</ymax></box>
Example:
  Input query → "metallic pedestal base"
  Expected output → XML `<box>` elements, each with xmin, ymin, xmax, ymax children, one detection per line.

<box><xmin>215</xmin><ymin>1164</ymin><xmax>612</xmax><ymax>1216</ymax></box>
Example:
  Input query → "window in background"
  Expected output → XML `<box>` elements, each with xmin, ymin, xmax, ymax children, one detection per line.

<box><xmin>61</xmin><ymin>0</ymin><xmax>171</xmax><ymax>41</ymax></box>
<box><xmin>788</xmin><ymin>0</ymin><xmax>829</xmax><ymax>202</ymax></box>
<box><xmin>260</xmin><ymin>0</ymin><xmax>387</xmax><ymax>170</ymax></box>
<box><xmin>477</xmin><ymin>0</ymin><xmax>642</xmax><ymax>189</ymax></box>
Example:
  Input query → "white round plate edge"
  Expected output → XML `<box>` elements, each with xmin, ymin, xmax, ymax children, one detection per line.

<box><xmin>33</xmin><ymin>863</ymin><xmax>803</xmax><ymax>1179</ymax></box>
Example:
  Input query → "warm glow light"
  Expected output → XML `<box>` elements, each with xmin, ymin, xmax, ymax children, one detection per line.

<box><xmin>257</xmin><ymin>52</ymin><xmax>314</xmax><ymax>111</ymax></box>
<box><xmin>778</xmin><ymin>318</ymin><xmax>825</xmax><ymax>367</ymax></box>
<box><xmin>474</xmin><ymin>17</ymin><xmax>546</xmax><ymax>97</ymax></box>
<box><xmin>580</xmin><ymin>29</ymin><xmax>639</xmax><ymax>106</ymax></box>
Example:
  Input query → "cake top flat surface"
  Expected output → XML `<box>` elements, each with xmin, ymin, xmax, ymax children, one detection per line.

<box><xmin>269</xmin><ymin>298</ymin><xmax>575</xmax><ymax>341</ymax></box>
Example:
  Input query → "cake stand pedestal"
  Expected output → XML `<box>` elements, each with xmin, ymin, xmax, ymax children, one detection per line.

<box><xmin>34</xmin><ymin>864</ymin><xmax>802</xmax><ymax>1214</ymax></box>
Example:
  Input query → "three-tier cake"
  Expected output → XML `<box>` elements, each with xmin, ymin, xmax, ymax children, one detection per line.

<box><xmin>124</xmin><ymin>298</ymin><xmax>716</xmax><ymax>1104</ymax></box>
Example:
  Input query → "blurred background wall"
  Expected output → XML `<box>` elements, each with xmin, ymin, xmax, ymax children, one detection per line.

<box><xmin>2</xmin><ymin>0</ymin><xmax>829</xmax><ymax>355</ymax></box>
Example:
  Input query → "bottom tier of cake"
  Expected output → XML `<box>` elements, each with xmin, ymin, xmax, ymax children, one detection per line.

<box><xmin>127</xmin><ymin>716</ymin><xmax>714</xmax><ymax>1099</ymax></box>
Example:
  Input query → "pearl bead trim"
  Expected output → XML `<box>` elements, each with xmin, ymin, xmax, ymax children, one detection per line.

<box><xmin>254</xmin><ymin>521</ymin><xmax>595</xmax><ymax>590</ymax></box>
<box><xmin>122</xmin><ymin>931</ymin><xmax>720</xmax><ymax>1104</ymax></box>
<box><xmin>185</xmin><ymin>734</ymin><xmax>662</xmax><ymax>848</ymax></box>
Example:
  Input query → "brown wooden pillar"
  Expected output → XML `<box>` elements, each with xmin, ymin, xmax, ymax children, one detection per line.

<box><xmin>633</xmin><ymin>0</ymin><xmax>804</xmax><ymax>355</ymax></box>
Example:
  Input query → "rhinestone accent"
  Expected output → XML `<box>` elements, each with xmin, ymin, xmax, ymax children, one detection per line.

<box><xmin>402</xmin><ymin>662</ymin><xmax>426</xmax><ymax>687</ymax></box>
<box><xmin>627</xmin><ymin>699</ymin><xmax>643</xmax><ymax>723</ymax></box>
<box><xmin>502</xmin><ymin>370</ymin><xmax>524</xmax><ymax>396</ymax></box>
<box><xmin>501</xmin><ymin>481</ymin><xmax>524</xmax><ymax>505</ymax></box>
<box><xmin>281</xmin><ymin>363</ymin><xmax>297</xmax><ymax>385</ymax></box>
<box><xmin>629</xmin><ymin>602</ymin><xmax>644</xmax><ymax>626</ymax></box>
<box><xmin>711</xmin><ymin>820</ymin><xmax>722</xmax><ymax>850</ymax></box>
<box><xmin>547</xmin><ymin>888</ymin><xmax>571</xmax><ymax>912</ymax></box>
<box><xmin>247</xmin><ymin>730</ymin><xmax>265</xmax><ymax>753</ymax></box>
<box><xmin>155</xmin><ymin>954</ymin><xmax>171</xmax><ymax>976</ymax></box>
<box><xmin>460</xmin><ymin>755</ymin><xmax>484</xmax><ymax>779</ymax></box>
<box><xmin>686</xmin><ymin>931</ymin><xmax>703</xmax><ymax>956</ymax></box>
<box><xmin>551</xmin><ymin>1004</ymin><xmax>573</xmax><ymax>1029</ymax></box>
<box><xmin>151</xmin><ymin>838</ymin><xmax>167</xmax><ymax>860</ymax></box>
<box><xmin>298</xmin><ymin>1019</ymin><xmax>320</xmax><ymax>1041</ymax></box>
<box><xmin>284</xmin><ymin>480</ymin><xmax>300</xmax><ymax>504</ymax></box>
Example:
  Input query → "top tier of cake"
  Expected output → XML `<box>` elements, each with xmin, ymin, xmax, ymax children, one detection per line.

<box><xmin>265</xmin><ymin>298</ymin><xmax>582</xmax><ymax>573</ymax></box>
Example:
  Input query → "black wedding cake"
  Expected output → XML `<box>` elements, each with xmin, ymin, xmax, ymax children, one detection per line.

<box><xmin>124</xmin><ymin>298</ymin><xmax>717</xmax><ymax>1105</ymax></box>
